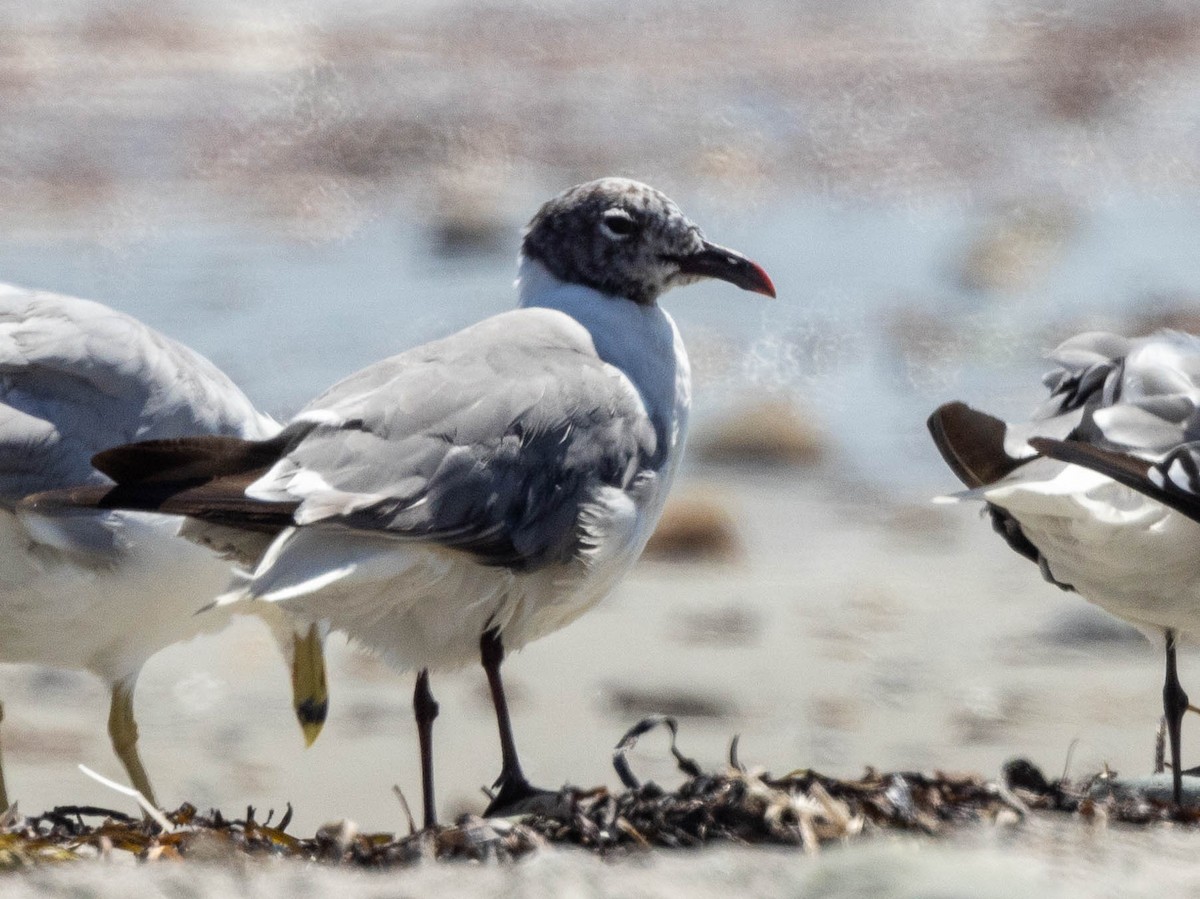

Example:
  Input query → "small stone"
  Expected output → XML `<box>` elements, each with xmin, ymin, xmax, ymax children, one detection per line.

<box><xmin>604</xmin><ymin>685</ymin><xmax>733</xmax><ymax>720</ymax></box>
<box><xmin>643</xmin><ymin>491</ymin><xmax>742</xmax><ymax>562</ymax></box>
<box><xmin>696</xmin><ymin>398</ymin><xmax>827</xmax><ymax>467</ymax></box>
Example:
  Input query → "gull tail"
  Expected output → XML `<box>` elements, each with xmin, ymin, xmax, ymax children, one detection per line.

<box><xmin>927</xmin><ymin>401</ymin><xmax>1030</xmax><ymax>489</ymax></box>
<box><xmin>291</xmin><ymin>623</ymin><xmax>329</xmax><ymax>747</ymax></box>
<box><xmin>929</xmin><ymin>401</ymin><xmax>1050</xmax><ymax>574</ymax></box>
<box><xmin>19</xmin><ymin>434</ymin><xmax>299</xmax><ymax>532</ymax></box>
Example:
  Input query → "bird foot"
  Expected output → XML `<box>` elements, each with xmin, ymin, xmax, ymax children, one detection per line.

<box><xmin>482</xmin><ymin>774</ymin><xmax>566</xmax><ymax>818</ymax></box>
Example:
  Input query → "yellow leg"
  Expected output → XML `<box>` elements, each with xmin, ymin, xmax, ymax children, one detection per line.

<box><xmin>107</xmin><ymin>681</ymin><xmax>158</xmax><ymax>809</ymax></box>
<box><xmin>292</xmin><ymin>624</ymin><xmax>329</xmax><ymax>747</ymax></box>
<box><xmin>0</xmin><ymin>700</ymin><xmax>9</xmax><ymax>811</ymax></box>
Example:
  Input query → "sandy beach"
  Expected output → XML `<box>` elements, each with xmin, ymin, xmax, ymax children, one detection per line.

<box><xmin>4</xmin><ymin>0</ymin><xmax>1200</xmax><ymax>891</ymax></box>
<box><xmin>0</xmin><ymin>464</ymin><xmax>1172</xmax><ymax>833</ymax></box>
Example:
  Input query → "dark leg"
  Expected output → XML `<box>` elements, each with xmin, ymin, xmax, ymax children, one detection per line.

<box><xmin>480</xmin><ymin>628</ymin><xmax>557</xmax><ymax>815</ymax></box>
<box><xmin>481</xmin><ymin>628</ymin><xmax>528</xmax><ymax>795</ymax></box>
<box><xmin>413</xmin><ymin>668</ymin><xmax>439</xmax><ymax>830</ymax></box>
<box><xmin>0</xmin><ymin>700</ymin><xmax>9</xmax><ymax>811</ymax></box>
<box><xmin>1164</xmin><ymin>630</ymin><xmax>1189</xmax><ymax>809</ymax></box>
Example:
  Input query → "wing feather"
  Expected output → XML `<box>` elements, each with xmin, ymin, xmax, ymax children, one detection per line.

<box><xmin>254</xmin><ymin>309</ymin><xmax>658</xmax><ymax>568</ymax></box>
<box><xmin>0</xmin><ymin>286</ymin><xmax>275</xmax><ymax>503</ymax></box>
<box><xmin>38</xmin><ymin>308</ymin><xmax>659</xmax><ymax>571</ymax></box>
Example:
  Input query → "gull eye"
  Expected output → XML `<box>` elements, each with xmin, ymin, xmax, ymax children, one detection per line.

<box><xmin>599</xmin><ymin>208</ymin><xmax>639</xmax><ymax>240</ymax></box>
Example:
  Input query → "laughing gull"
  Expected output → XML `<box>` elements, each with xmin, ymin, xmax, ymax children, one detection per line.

<box><xmin>32</xmin><ymin>178</ymin><xmax>776</xmax><ymax>826</ymax></box>
<box><xmin>929</xmin><ymin>329</ymin><xmax>1200</xmax><ymax>807</ymax></box>
<box><xmin>0</xmin><ymin>285</ymin><xmax>328</xmax><ymax>809</ymax></box>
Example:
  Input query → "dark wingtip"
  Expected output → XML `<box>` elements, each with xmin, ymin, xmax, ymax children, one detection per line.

<box><xmin>91</xmin><ymin>444</ymin><xmax>152</xmax><ymax>483</ymax></box>
<box><xmin>91</xmin><ymin>434</ymin><xmax>289</xmax><ymax>485</ymax></box>
<box><xmin>1027</xmin><ymin>437</ymin><xmax>1154</xmax><ymax>482</ymax></box>
<box><xmin>295</xmin><ymin>697</ymin><xmax>329</xmax><ymax>727</ymax></box>
<box><xmin>91</xmin><ymin>438</ymin><xmax>225</xmax><ymax>485</ymax></box>
<box><xmin>1026</xmin><ymin>437</ymin><xmax>1063</xmax><ymax>458</ymax></box>
<box><xmin>928</xmin><ymin>401</ymin><xmax>1026</xmax><ymax>488</ymax></box>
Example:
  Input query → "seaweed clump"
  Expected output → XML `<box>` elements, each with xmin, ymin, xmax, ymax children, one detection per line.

<box><xmin>0</xmin><ymin>717</ymin><xmax>1193</xmax><ymax>870</ymax></box>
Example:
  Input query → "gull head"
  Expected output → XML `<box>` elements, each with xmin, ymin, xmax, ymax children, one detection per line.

<box><xmin>521</xmin><ymin>178</ymin><xmax>775</xmax><ymax>306</ymax></box>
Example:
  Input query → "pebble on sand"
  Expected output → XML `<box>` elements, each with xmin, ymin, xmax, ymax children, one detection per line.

<box><xmin>957</xmin><ymin>201</ymin><xmax>1077</xmax><ymax>293</ymax></box>
<box><xmin>695</xmin><ymin>398</ymin><xmax>827</xmax><ymax>468</ymax></box>
<box><xmin>643</xmin><ymin>491</ymin><xmax>743</xmax><ymax>562</ymax></box>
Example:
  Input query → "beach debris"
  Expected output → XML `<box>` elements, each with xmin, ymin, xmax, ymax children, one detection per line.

<box><xmin>77</xmin><ymin>765</ymin><xmax>173</xmax><ymax>832</ymax></box>
<box><xmin>1</xmin><ymin>736</ymin><xmax>1199</xmax><ymax>869</ymax></box>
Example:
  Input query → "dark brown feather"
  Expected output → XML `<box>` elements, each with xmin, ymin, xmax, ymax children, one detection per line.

<box><xmin>22</xmin><ymin>433</ymin><xmax>299</xmax><ymax>534</ymax></box>
<box><xmin>92</xmin><ymin>434</ymin><xmax>291</xmax><ymax>485</ymax></box>
<box><xmin>22</xmin><ymin>473</ymin><xmax>297</xmax><ymax>534</ymax></box>
<box><xmin>929</xmin><ymin>402</ymin><xmax>1066</xmax><ymax>585</ymax></box>
<box><xmin>927</xmin><ymin>401</ymin><xmax>1027</xmax><ymax>488</ymax></box>
<box><xmin>1027</xmin><ymin>437</ymin><xmax>1154</xmax><ymax>483</ymax></box>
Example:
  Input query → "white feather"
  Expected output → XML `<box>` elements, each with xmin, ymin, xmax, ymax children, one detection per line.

<box><xmin>0</xmin><ymin>284</ymin><xmax>302</xmax><ymax>751</ymax></box>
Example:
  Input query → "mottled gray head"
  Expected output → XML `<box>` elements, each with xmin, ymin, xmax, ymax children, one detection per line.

<box><xmin>521</xmin><ymin>178</ymin><xmax>775</xmax><ymax>306</ymax></box>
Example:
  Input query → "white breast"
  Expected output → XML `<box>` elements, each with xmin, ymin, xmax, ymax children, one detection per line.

<box><xmin>983</xmin><ymin>459</ymin><xmax>1200</xmax><ymax>636</ymax></box>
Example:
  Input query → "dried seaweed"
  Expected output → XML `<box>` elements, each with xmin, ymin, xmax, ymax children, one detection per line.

<box><xmin>0</xmin><ymin>718</ymin><xmax>1194</xmax><ymax>870</ymax></box>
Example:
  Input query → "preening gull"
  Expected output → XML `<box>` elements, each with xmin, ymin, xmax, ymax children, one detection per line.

<box><xmin>0</xmin><ymin>285</ymin><xmax>328</xmax><ymax>809</ymax></box>
<box><xmin>32</xmin><ymin>178</ymin><xmax>775</xmax><ymax>825</ymax></box>
<box><xmin>929</xmin><ymin>330</ymin><xmax>1200</xmax><ymax>807</ymax></box>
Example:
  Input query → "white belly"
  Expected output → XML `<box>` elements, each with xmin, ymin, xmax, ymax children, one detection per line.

<box><xmin>984</xmin><ymin>461</ymin><xmax>1200</xmax><ymax>637</ymax></box>
<box><xmin>228</xmin><ymin>470</ymin><xmax>674</xmax><ymax>673</ymax></box>
<box><xmin>0</xmin><ymin>508</ymin><xmax>249</xmax><ymax>683</ymax></box>
<box><xmin>231</xmin><ymin>283</ymin><xmax>693</xmax><ymax>673</ymax></box>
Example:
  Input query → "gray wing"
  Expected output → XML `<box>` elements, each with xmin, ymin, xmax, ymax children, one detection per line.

<box><xmin>0</xmin><ymin>284</ymin><xmax>275</xmax><ymax>504</ymax></box>
<box><xmin>1025</xmin><ymin>330</ymin><xmax>1200</xmax><ymax>456</ymax></box>
<box><xmin>251</xmin><ymin>309</ymin><xmax>659</xmax><ymax>569</ymax></box>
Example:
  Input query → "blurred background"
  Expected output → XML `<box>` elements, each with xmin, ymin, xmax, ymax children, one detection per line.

<box><xmin>2</xmin><ymin>0</ymin><xmax>1200</xmax><ymax>837</ymax></box>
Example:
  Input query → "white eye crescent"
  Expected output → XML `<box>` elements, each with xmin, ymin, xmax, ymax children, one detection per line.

<box><xmin>600</xmin><ymin>208</ymin><xmax>638</xmax><ymax>240</ymax></box>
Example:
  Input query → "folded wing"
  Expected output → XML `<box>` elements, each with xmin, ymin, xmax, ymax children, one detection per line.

<box><xmin>0</xmin><ymin>286</ymin><xmax>275</xmax><ymax>506</ymax></box>
<box><xmin>29</xmin><ymin>309</ymin><xmax>660</xmax><ymax>571</ymax></box>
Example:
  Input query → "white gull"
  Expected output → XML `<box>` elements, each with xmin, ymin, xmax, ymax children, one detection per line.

<box><xmin>36</xmin><ymin>178</ymin><xmax>775</xmax><ymax>824</ymax></box>
<box><xmin>929</xmin><ymin>329</ymin><xmax>1200</xmax><ymax>807</ymax></box>
<box><xmin>1</xmin><ymin>284</ymin><xmax>327</xmax><ymax>809</ymax></box>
